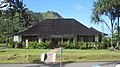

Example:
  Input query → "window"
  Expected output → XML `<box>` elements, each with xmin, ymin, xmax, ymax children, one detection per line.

<box><xmin>77</xmin><ymin>35</ymin><xmax>95</xmax><ymax>42</ymax></box>
<box><xmin>22</xmin><ymin>36</ymin><xmax>38</xmax><ymax>42</ymax></box>
<box><xmin>77</xmin><ymin>36</ymin><xmax>84</xmax><ymax>42</ymax></box>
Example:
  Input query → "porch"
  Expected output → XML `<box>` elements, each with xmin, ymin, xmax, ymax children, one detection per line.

<box><xmin>14</xmin><ymin>34</ymin><xmax>101</xmax><ymax>43</ymax></box>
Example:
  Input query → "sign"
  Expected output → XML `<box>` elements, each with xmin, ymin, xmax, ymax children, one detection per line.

<box><xmin>45</xmin><ymin>53</ymin><xmax>56</xmax><ymax>63</ymax></box>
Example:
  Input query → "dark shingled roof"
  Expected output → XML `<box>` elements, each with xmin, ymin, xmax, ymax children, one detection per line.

<box><xmin>15</xmin><ymin>19</ymin><xmax>105</xmax><ymax>36</ymax></box>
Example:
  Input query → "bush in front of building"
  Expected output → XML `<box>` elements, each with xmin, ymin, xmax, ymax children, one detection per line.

<box><xmin>60</xmin><ymin>41</ymin><xmax>75</xmax><ymax>49</ymax></box>
<box><xmin>28</xmin><ymin>41</ymin><xmax>38</xmax><ymax>49</ymax></box>
<box><xmin>60</xmin><ymin>41</ymin><xmax>98</xmax><ymax>49</ymax></box>
<box><xmin>8</xmin><ymin>40</ymin><xmax>111</xmax><ymax>49</ymax></box>
<box><xmin>60</xmin><ymin>41</ymin><xmax>110</xmax><ymax>49</ymax></box>
<box><xmin>0</xmin><ymin>43</ymin><xmax>5</xmax><ymax>47</ymax></box>
<box><xmin>8</xmin><ymin>41</ymin><xmax>23</xmax><ymax>48</ymax></box>
<box><xmin>28</xmin><ymin>41</ymin><xmax>49</xmax><ymax>49</ymax></box>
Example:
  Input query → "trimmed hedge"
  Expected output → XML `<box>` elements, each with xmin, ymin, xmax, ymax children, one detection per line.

<box><xmin>24</xmin><ymin>41</ymin><xmax>110</xmax><ymax>49</ymax></box>
<box><xmin>28</xmin><ymin>41</ymin><xmax>49</xmax><ymax>49</ymax></box>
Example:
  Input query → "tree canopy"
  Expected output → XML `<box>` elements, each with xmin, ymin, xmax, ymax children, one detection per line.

<box><xmin>0</xmin><ymin>0</ymin><xmax>62</xmax><ymax>43</ymax></box>
<box><xmin>91</xmin><ymin>0</ymin><xmax>120</xmax><ymax>48</ymax></box>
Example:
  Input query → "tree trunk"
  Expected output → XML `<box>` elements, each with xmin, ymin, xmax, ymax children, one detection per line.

<box><xmin>111</xmin><ymin>19</ymin><xmax>114</xmax><ymax>51</ymax></box>
<box><xmin>116</xmin><ymin>16</ymin><xmax>119</xmax><ymax>49</ymax></box>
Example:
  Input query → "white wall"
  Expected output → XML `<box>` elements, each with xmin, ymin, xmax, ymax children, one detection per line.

<box><xmin>13</xmin><ymin>35</ymin><xmax>22</xmax><ymax>42</ymax></box>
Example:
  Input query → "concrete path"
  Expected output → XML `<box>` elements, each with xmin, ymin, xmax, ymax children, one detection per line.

<box><xmin>0</xmin><ymin>62</ymin><xmax>120</xmax><ymax>67</ymax></box>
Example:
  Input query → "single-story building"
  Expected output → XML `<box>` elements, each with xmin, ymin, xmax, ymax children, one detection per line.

<box><xmin>14</xmin><ymin>19</ymin><xmax>107</xmax><ymax>43</ymax></box>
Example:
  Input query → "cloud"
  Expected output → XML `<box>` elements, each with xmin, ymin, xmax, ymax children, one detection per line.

<box><xmin>75</xmin><ymin>4</ymin><xmax>84</xmax><ymax>11</ymax></box>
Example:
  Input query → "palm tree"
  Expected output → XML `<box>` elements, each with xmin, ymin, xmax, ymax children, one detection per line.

<box><xmin>22</xmin><ymin>12</ymin><xmax>33</xmax><ymax>28</ymax></box>
<box><xmin>91</xmin><ymin>0</ymin><xmax>118</xmax><ymax>49</ymax></box>
<box><xmin>11</xmin><ymin>0</ymin><xmax>28</xmax><ymax>29</ymax></box>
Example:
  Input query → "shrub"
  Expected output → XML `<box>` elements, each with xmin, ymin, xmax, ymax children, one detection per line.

<box><xmin>26</xmin><ymin>41</ymin><xmax>110</xmax><ymax>49</ymax></box>
<box><xmin>28</xmin><ymin>41</ymin><xmax>49</xmax><ymax>49</ymax></box>
<box><xmin>9</xmin><ymin>41</ymin><xmax>19</xmax><ymax>48</ymax></box>
<box><xmin>60</xmin><ymin>42</ymin><xmax>96</xmax><ymax>49</ymax></box>
<box><xmin>28</xmin><ymin>41</ymin><xmax>38</xmax><ymax>49</ymax></box>
<box><xmin>0</xmin><ymin>43</ymin><xmax>5</xmax><ymax>47</ymax></box>
<box><xmin>79</xmin><ymin>42</ymin><xmax>86</xmax><ymax>49</ymax></box>
<box><xmin>74</xmin><ymin>42</ymin><xmax>80</xmax><ymax>49</ymax></box>
<box><xmin>103</xmin><ymin>38</ymin><xmax>111</xmax><ymax>48</ymax></box>
<box><xmin>60</xmin><ymin>41</ymin><xmax>75</xmax><ymax>49</ymax></box>
<box><xmin>117</xmin><ymin>44</ymin><xmax>120</xmax><ymax>50</ymax></box>
<box><xmin>38</xmin><ymin>41</ymin><xmax>49</xmax><ymax>49</ymax></box>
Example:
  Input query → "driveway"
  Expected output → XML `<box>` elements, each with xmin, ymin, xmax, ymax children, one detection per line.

<box><xmin>0</xmin><ymin>62</ymin><xmax>120</xmax><ymax>67</ymax></box>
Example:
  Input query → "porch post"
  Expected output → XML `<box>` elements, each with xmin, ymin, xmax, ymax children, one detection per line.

<box><xmin>61</xmin><ymin>38</ymin><xmax>63</xmax><ymax>43</ymax></box>
<box><xmin>38</xmin><ymin>37</ymin><xmax>42</xmax><ymax>43</ymax></box>
<box><xmin>26</xmin><ymin>39</ymin><xmax>28</xmax><ymax>48</ymax></box>
<box><xmin>95</xmin><ymin>35</ymin><xmax>99</xmax><ymax>42</ymax></box>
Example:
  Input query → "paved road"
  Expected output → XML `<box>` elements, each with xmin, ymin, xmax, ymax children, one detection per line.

<box><xmin>0</xmin><ymin>62</ymin><xmax>120</xmax><ymax>67</ymax></box>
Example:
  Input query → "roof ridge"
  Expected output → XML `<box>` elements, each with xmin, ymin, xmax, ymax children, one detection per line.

<box><xmin>44</xmin><ymin>18</ymin><xmax>75</xmax><ymax>20</ymax></box>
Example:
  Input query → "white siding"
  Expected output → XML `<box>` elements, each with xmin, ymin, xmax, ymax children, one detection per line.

<box><xmin>13</xmin><ymin>35</ymin><xmax>22</xmax><ymax>42</ymax></box>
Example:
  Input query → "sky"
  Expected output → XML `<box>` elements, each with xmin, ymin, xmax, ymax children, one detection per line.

<box><xmin>23</xmin><ymin>0</ymin><xmax>110</xmax><ymax>35</ymax></box>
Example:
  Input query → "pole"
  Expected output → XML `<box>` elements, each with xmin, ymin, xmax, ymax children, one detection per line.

<box><xmin>60</xmin><ymin>47</ymin><xmax>62</xmax><ymax>67</ymax></box>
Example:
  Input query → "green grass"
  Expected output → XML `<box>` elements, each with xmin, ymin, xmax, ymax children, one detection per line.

<box><xmin>0</xmin><ymin>49</ymin><xmax>120</xmax><ymax>63</ymax></box>
<box><xmin>62</xmin><ymin>49</ymin><xmax>120</xmax><ymax>62</ymax></box>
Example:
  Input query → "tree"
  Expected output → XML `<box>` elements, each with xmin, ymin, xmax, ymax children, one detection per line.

<box><xmin>10</xmin><ymin>0</ymin><xmax>28</xmax><ymax>29</ymax></box>
<box><xmin>91</xmin><ymin>0</ymin><xmax>120</xmax><ymax>49</ymax></box>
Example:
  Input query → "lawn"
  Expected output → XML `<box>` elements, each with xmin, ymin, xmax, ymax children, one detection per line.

<box><xmin>0</xmin><ymin>49</ymin><xmax>120</xmax><ymax>63</ymax></box>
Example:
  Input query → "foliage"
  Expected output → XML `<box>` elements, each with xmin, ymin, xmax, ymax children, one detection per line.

<box><xmin>60</xmin><ymin>41</ymin><xmax>75</xmax><ymax>49</ymax></box>
<box><xmin>26</xmin><ymin>41</ymin><xmax>112</xmax><ymax>49</ymax></box>
<box><xmin>0</xmin><ymin>0</ymin><xmax>62</xmax><ymax>44</ymax></box>
<box><xmin>91</xmin><ymin>0</ymin><xmax>120</xmax><ymax>47</ymax></box>
<box><xmin>117</xmin><ymin>44</ymin><xmax>120</xmax><ymax>49</ymax></box>
<box><xmin>42</xmin><ymin>11</ymin><xmax>62</xmax><ymax>19</ymax></box>
<box><xmin>0</xmin><ymin>43</ymin><xmax>5</xmax><ymax>47</ymax></box>
<box><xmin>28</xmin><ymin>41</ymin><xmax>50</xmax><ymax>49</ymax></box>
<box><xmin>60</xmin><ymin>41</ymin><xmax>104</xmax><ymax>49</ymax></box>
